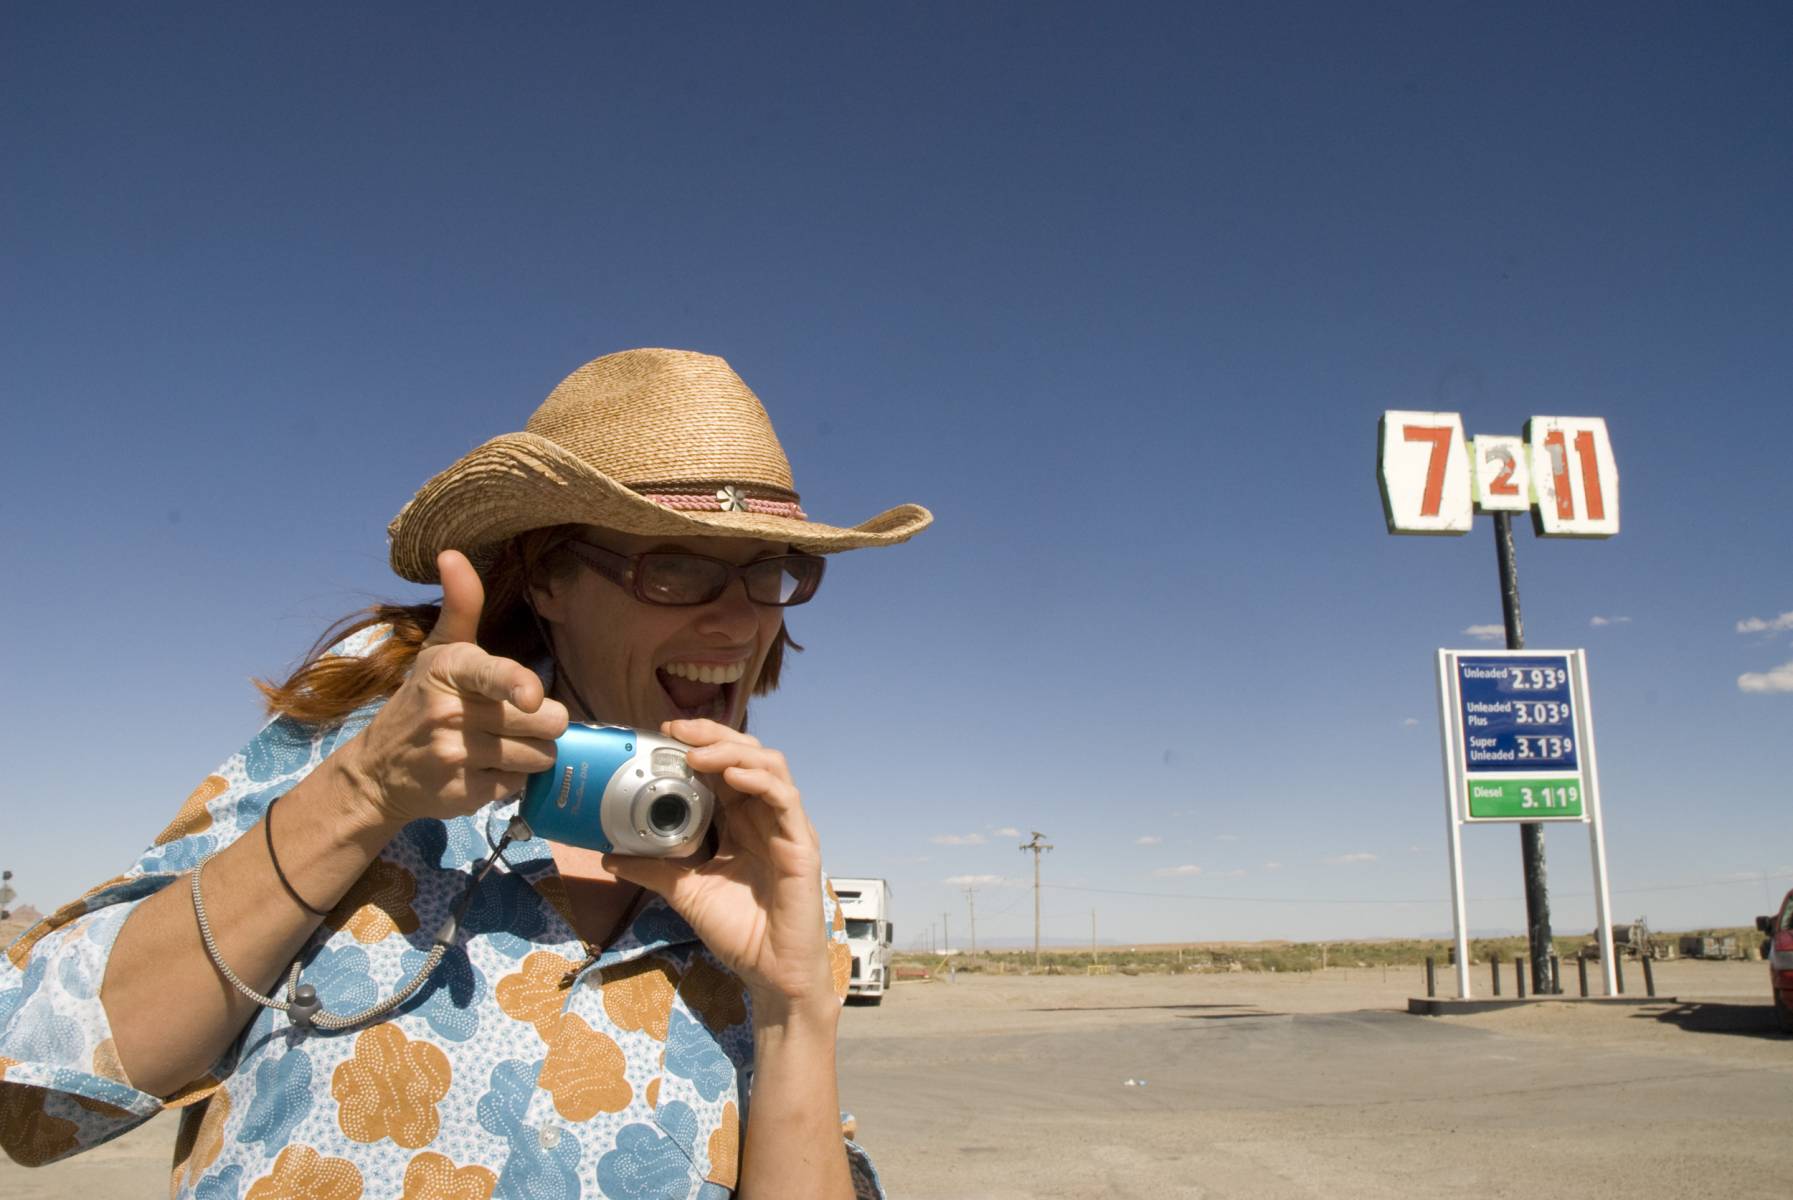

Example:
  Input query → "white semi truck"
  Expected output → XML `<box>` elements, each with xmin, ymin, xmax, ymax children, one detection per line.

<box><xmin>830</xmin><ymin>877</ymin><xmax>893</xmax><ymax>1003</ymax></box>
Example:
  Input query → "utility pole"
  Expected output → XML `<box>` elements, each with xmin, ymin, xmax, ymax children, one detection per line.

<box><xmin>941</xmin><ymin>912</ymin><xmax>950</xmax><ymax>955</ymax></box>
<box><xmin>1020</xmin><ymin>831</ymin><xmax>1053</xmax><ymax>968</ymax></box>
<box><xmin>963</xmin><ymin>887</ymin><xmax>979</xmax><ymax>956</ymax></box>
<box><xmin>1091</xmin><ymin>909</ymin><xmax>1098</xmax><ymax>965</ymax></box>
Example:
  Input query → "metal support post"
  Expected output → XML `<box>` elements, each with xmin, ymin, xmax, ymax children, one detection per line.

<box><xmin>1494</xmin><ymin>512</ymin><xmax>1557</xmax><ymax>997</ymax></box>
<box><xmin>1492</xmin><ymin>957</ymin><xmax>1502</xmax><ymax>997</ymax></box>
<box><xmin>1515</xmin><ymin>955</ymin><xmax>1526</xmax><ymax>1000</ymax></box>
<box><xmin>1425</xmin><ymin>956</ymin><xmax>1436</xmax><ymax>998</ymax></box>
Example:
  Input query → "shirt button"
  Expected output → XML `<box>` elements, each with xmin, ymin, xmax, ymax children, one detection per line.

<box><xmin>538</xmin><ymin>1125</ymin><xmax>562</xmax><ymax>1150</ymax></box>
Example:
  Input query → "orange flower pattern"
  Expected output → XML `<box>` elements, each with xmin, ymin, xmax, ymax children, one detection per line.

<box><xmin>170</xmin><ymin>1087</ymin><xmax>232</xmax><ymax>1192</ymax></box>
<box><xmin>537</xmin><ymin>1013</ymin><xmax>632</xmax><ymax>1120</ymax></box>
<box><xmin>90</xmin><ymin>1038</ymin><xmax>128</xmax><ymax>1084</ymax></box>
<box><xmin>705</xmin><ymin>1100</ymin><xmax>740</xmax><ymax>1189</ymax></box>
<box><xmin>331</xmin><ymin>1024</ymin><xmax>452</xmax><ymax>1148</ymax></box>
<box><xmin>598</xmin><ymin>955</ymin><xmax>679</xmax><ymax>1040</ymax></box>
<box><xmin>493</xmin><ymin>949</ymin><xmax>581</xmax><ymax>1040</ymax></box>
<box><xmin>154</xmin><ymin>774</ymin><xmax>224</xmax><ymax>845</ymax></box>
<box><xmin>400</xmin><ymin>1151</ymin><xmax>497</xmax><ymax>1200</ymax></box>
<box><xmin>830</xmin><ymin>938</ymin><xmax>853</xmax><ymax>999</ymax></box>
<box><xmin>325</xmin><ymin>859</ymin><xmax>420</xmax><ymax>945</ymax></box>
<box><xmin>246</xmin><ymin>1144</ymin><xmax>365</xmax><ymax>1200</ymax></box>
<box><xmin>677</xmin><ymin>955</ymin><xmax>747</xmax><ymax>1033</ymax></box>
<box><xmin>0</xmin><ymin>1084</ymin><xmax>80</xmax><ymax>1167</ymax></box>
<box><xmin>0</xmin><ymin>623</ymin><xmax>881</xmax><ymax>1197</ymax></box>
<box><xmin>5</xmin><ymin>895</ymin><xmax>89</xmax><ymax>970</ymax></box>
<box><xmin>532</xmin><ymin>873</ymin><xmax>576</xmax><ymax>929</ymax></box>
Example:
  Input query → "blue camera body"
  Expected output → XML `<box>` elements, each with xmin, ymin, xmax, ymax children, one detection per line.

<box><xmin>519</xmin><ymin>723</ymin><xmax>713</xmax><ymax>857</ymax></box>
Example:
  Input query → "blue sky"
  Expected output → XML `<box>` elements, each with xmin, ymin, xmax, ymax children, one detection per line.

<box><xmin>4</xmin><ymin>3</ymin><xmax>1790</xmax><ymax>945</ymax></box>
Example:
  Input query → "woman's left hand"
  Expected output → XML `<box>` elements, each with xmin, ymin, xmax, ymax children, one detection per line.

<box><xmin>600</xmin><ymin>718</ymin><xmax>836</xmax><ymax>1021</ymax></box>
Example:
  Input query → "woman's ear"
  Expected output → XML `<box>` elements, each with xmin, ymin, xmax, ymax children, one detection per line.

<box><xmin>527</xmin><ymin>574</ymin><xmax>568</xmax><ymax>624</ymax></box>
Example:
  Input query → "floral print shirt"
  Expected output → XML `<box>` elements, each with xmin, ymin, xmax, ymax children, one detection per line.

<box><xmin>0</xmin><ymin>628</ymin><xmax>880</xmax><ymax>1199</ymax></box>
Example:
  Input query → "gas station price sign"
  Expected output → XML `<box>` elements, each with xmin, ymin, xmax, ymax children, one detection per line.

<box><xmin>1437</xmin><ymin>650</ymin><xmax>1595</xmax><ymax>822</ymax></box>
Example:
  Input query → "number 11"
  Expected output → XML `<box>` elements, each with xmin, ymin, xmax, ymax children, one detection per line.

<box><xmin>1544</xmin><ymin>428</ymin><xmax>1606</xmax><ymax>521</ymax></box>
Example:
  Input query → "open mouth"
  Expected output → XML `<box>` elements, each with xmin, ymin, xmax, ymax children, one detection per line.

<box><xmin>656</xmin><ymin>659</ymin><xmax>747</xmax><ymax>722</ymax></box>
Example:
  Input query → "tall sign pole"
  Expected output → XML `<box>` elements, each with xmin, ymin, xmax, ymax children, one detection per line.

<box><xmin>1492</xmin><ymin>509</ymin><xmax>1556</xmax><ymax>995</ymax></box>
<box><xmin>1381</xmin><ymin>413</ymin><xmax>1619</xmax><ymax>994</ymax></box>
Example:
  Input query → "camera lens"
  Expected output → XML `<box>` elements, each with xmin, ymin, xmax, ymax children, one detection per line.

<box><xmin>647</xmin><ymin>793</ymin><xmax>689</xmax><ymax>835</ymax></box>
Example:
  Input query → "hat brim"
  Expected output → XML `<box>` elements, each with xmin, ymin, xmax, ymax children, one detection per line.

<box><xmin>388</xmin><ymin>431</ymin><xmax>932</xmax><ymax>583</ymax></box>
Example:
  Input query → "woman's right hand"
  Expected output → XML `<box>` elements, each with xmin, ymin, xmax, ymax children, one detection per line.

<box><xmin>341</xmin><ymin>549</ymin><xmax>569</xmax><ymax>827</ymax></box>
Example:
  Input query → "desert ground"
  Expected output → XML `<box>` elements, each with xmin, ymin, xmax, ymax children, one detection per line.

<box><xmin>4</xmin><ymin>960</ymin><xmax>1789</xmax><ymax>1198</ymax></box>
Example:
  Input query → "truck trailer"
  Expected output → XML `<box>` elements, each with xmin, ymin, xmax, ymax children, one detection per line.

<box><xmin>830</xmin><ymin>877</ymin><xmax>893</xmax><ymax>1003</ymax></box>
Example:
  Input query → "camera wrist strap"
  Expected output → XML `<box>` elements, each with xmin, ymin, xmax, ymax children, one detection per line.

<box><xmin>190</xmin><ymin>814</ymin><xmax>532</xmax><ymax>1032</ymax></box>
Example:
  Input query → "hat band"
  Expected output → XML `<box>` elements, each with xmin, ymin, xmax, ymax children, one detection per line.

<box><xmin>636</xmin><ymin>483</ymin><xmax>808</xmax><ymax>521</ymax></box>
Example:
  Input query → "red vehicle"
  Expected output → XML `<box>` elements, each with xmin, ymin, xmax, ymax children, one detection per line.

<box><xmin>1756</xmin><ymin>889</ymin><xmax>1793</xmax><ymax>1034</ymax></box>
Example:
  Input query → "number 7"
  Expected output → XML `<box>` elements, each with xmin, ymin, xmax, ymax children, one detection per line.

<box><xmin>1403</xmin><ymin>425</ymin><xmax>1454</xmax><ymax>518</ymax></box>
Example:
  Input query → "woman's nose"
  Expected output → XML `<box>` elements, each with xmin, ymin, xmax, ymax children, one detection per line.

<box><xmin>695</xmin><ymin>577</ymin><xmax>762</xmax><ymax>633</ymax></box>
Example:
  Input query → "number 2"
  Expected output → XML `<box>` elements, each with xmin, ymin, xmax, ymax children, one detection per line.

<box><xmin>1486</xmin><ymin>446</ymin><xmax>1519</xmax><ymax>495</ymax></box>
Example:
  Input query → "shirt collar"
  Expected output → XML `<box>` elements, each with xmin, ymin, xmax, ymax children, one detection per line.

<box><xmin>480</xmin><ymin>799</ymin><xmax>699</xmax><ymax>963</ymax></box>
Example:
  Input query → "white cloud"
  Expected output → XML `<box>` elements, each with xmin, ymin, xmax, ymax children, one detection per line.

<box><xmin>1136</xmin><ymin>835</ymin><xmax>1162</xmax><ymax>845</ymax></box>
<box><xmin>1589</xmin><ymin>615</ymin><xmax>1631</xmax><ymax>627</ymax></box>
<box><xmin>1151</xmin><ymin>864</ymin><xmax>1203</xmax><ymax>878</ymax></box>
<box><xmin>931</xmin><ymin>833</ymin><xmax>987</xmax><ymax>846</ymax></box>
<box><xmin>944</xmin><ymin>874</ymin><xmax>1003</xmax><ymax>886</ymax></box>
<box><xmin>1325</xmin><ymin>852</ymin><xmax>1378</xmax><ymax>865</ymax></box>
<box><xmin>1739</xmin><ymin>661</ymin><xmax>1793</xmax><ymax>694</ymax></box>
<box><xmin>1737</xmin><ymin>611</ymin><xmax>1793</xmax><ymax>635</ymax></box>
<box><xmin>992</xmin><ymin>826</ymin><xmax>1022</xmax><ymax>838</ymax></box>
<box><xmin>1402</xmin><ymin>717</ymin><xmax>1420</xmax><ymax>727</ymax></box>
<box><xmin>1464</xmin><ymin>624</ymin><xmax>1505</xmax><ymax>642</ymax></box>
<box><xmin>1263</xmin><ymin>861</ymin><xmax>1283</xmax><ymax>871</ymax></box>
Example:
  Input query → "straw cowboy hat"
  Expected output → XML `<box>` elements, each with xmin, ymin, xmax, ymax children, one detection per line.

<box><xmin>387</xmin><ymin>348</ymin><xmax>932</xmax><ymax>582</ymax></box>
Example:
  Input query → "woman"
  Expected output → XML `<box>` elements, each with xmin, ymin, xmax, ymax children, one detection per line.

<box><xmin>0</xmin><ymin>348</ymin><xmax>930</xmax><ymax>1199</ymax></box>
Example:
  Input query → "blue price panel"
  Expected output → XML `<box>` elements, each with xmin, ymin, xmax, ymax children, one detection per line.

<box><xmin>1456</xmin><ymin>656</ymin><xmax>1578</xmax><ymax>773</ymax></box>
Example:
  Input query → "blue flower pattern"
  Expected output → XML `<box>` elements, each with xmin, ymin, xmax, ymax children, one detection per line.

<box><xmin>0</xmin><ymin>625</ymin><xmax>880</xmax><ymax>1197</ymax></box>
<box><xmin>597</xmin><ymin>1124</ymin><xmax>693</xmax><ymax>1200</ymax></box>
<box><xmin>460</xmin><ymin>870</ymin><xmax>549</xmax><ymax>959</ymax></box>
<box><xmin>479</xmin><ymin>1059</ymin><xmax>583</xmax><ymax>1200</ymax></box>
<box><xmin>195</xmin><ymin>1163</ymin><xmax>244</xmax><ymax>1200</ymax></box>
<box><xmin>664</xmin><ymin>1010</ymin><xmax>734</xmax><ymax>1102</ymax></box>
<box><xmin>399</xmin><ymin>945</ymin><xmax>483</xmax><ymax>1041</ymax></box>
<box><xmin>235</xmin><ymin>1050</ymin><xmax>313</xmax><ymax>1149</ymax></box>
<box><xmin>303</xmin><ymin>943</ymin><xmax>378</xmax><ymax>1015</ymax></box>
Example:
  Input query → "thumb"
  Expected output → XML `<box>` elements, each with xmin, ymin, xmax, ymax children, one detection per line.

<box><xmin>425</xmin><ymin>550</ymin><xmax>485</xmax><ymax>648</ymax></box>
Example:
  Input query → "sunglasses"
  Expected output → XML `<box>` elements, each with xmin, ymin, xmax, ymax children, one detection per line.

<box><xmin>565</xmin><ymin>541</ymin><xmax>826</xmax><ymax>607</ymax></box>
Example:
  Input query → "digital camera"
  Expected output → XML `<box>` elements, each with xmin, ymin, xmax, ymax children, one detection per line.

<box><xmin>519</xmin><ymin>724</ymin><xmax>714</xmax><ymax>857</ymax></box>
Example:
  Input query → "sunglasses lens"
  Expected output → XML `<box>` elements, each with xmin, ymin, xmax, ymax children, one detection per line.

<box><xmin>628</xmin><ymin>552</ymin><xmax>823</xmax><ymax>606</ymax></box>
<box><xmin>747</xmin><ymin>557</ymin><xmax>823</xmax><ymax>606</ymax></box>
<box><xmin>637</xmin><ymin>555</ymin><xmax>730</xmax><ymax>605</ymax></box>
